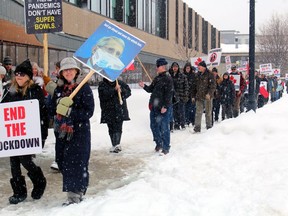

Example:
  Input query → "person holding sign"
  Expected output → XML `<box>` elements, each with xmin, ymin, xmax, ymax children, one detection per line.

<box><xmin>230</xmin><ymin>65</ymin><xmax>246</xmax><ymax>117</ymax></box>
<box><xmin>51</xmin><ymin>57</ymin><xmax>95</xmax><ymax>205</ymax></box>
<box><xmin>98</xmin><ymin>77</ymin><xmax>131</xmax><ymax>153</ymax></box>
<box><xmin>1</xmin><ymin>59</ymin><xmax>48</xmax><ymax>204</ymax></box>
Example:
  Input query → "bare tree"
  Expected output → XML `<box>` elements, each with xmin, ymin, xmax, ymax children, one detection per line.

<box><xmin>174</xmin><ymin>25</ymin><xmax>199</xmax><ymax>62</ymax></box>
<box><xmin>257</xmin><ymin>13</ymin><xmax>288</xmax><ymax>76</ymax></box>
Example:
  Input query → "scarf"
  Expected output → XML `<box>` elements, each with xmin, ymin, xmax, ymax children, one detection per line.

<box><xmin>54</xmin><ymin>82</ymin><xmax>78</xmax><ymax>141</ymax></box>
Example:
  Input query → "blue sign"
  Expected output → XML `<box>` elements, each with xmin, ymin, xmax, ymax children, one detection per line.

<box><xmin>74</xmin><ymin>20</ymin><xmax>146</xmax><ymax>81</ymax></box>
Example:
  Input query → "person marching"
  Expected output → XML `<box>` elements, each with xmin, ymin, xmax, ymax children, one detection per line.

<box><xmin>191</xmin><ymin>61</ymin><xmax>216</xmax><ymax>132</ymax></box>
<box><xmin>98</xmin><ymin>77</ymin><xmax>131</xmax><ymax>153</ymax></box>
<box><xmin>1</xmin><ymin>59</ymin><xmax>48</xmax><ymax>204</ymax></box>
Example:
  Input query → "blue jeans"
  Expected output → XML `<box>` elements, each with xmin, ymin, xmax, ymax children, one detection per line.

<box><xmin>185</xmin><ymin>100</ymin><xmax>196</xmax><ymax>125</ymax></box>
<box><xmin>150</xmin><ymin>106</ymin><xmax>172</xmax><ymax>152</ymax></box>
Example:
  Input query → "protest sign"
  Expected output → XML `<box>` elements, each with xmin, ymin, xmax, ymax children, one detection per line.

<box><xmin>0</xmin><ymin>100</ymin><xmax>42</xmax><ymax>158</ymax></box>
<box><xmin>230</xmin><ymin>74</ymin><xmax>240</xmax><ymax>91</ymax></box>
<box><xmin>74</xmin><ymin>20</ymin><xmax>146</xmax><ymax>81</ymax></box>
<box><xmin>206</xmin><ymin>48</ymin><xmax>222</xmax><ymax>67</ymax></box>
<box><xmin>24</xmin><ymin>0</ymin><xmax>63</xmax><ymax>34</ymax></box>
<box><xmin>259</xmin><ymin>63</ymin><xmax>273</xmax><ymax>75</ymax></box>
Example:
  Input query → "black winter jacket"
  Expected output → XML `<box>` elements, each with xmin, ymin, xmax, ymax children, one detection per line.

<box><xmin>2</xmin><ymin>84</ymin><xmax>49</xmax><ymax>141</ymax></box>
<box><xmin>143</xmin><ymin>71</ymin><xmax>173</xmax><ymax>110</ymax></box>
<box><xmin>98</xmin><ymin>79</ymin><xmax>131</xmax><ymax>123</ymax></box>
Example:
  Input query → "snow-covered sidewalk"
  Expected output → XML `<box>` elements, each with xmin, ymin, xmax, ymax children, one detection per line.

<box><xmin>1</xmin><ymin>89</ymin><xmax>288</xmax><ymax>216</ymax></box>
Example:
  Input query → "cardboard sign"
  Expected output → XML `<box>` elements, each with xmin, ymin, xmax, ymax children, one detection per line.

<box><xmin>0</xmin><ymin>100</ymin><xmax>42</xmax><ymax>158</ymax></box>
<box><xmin>207</xmin><ymin>48</ymin><xmax>222</xmax><ymax>67</ymax></box>
<box><xmin>24</xmin><ymin>0</ymin><xmax>63</xmax><ymax>34</ymax></box>
<box><xmin>259</xmin><ymin>63</ymin><xmax>273</xmax><ymax>75</ymax></box>
<box><xmin>230</xmin><ymin>74</ymin><xmax>240</xmax><ymax>91</ymax></box>
<box><xmin>74</xmin><ymin>20</ymin><xmax>146</xmax><ymax>81</ymax></box>
<box><xmin>273</xmin><ymin>68</ymin><xmax>281</xmax><ymax>77</ymax></box>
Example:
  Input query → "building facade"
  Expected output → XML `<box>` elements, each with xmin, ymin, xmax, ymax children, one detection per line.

<box><xmin>1</xmin><ymin>0</ymin><xmax>220</xmax><ymax>81</ymax></box>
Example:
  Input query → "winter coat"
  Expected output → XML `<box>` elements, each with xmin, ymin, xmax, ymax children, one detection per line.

<box><xmin>184</xmin><ymin>71</ymin><xmax>196</xmax><ymax>99</ymax></box>
<box><xmin>219</xmin><ymin>78</ymin><xmax>235</xmax><ymax>105</ymax></box>
<box><xmin>98</xmin><ymin>78</ymin><xmax>131</xmax><ymax>124</ymax></box>
<box><xmin>2</xmin><ymin>83</ymin><xmax>49</xmax><ymax>142</ymax></box>
<box><xmin>52</xmin><ymin>82</ymin><xmax>95</xmax><ymax>193</ymax></box>
<box><xmin>170</xmin><ymin>70</ymin><xmax>189</xmax><ymax>103</ymax></box>
<box><xmin>191</xmin><ymin>68</ymin><xmax>216</xmax><ymax>101</ymax></box>
<box><xmin>143</xmin><ymin>71</ymin><xmax>173</xmax><ymax>110</ymax></box>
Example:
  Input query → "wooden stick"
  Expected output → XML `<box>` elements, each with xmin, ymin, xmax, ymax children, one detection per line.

<box><xmin>116</xmin><ymin>79</ymin><xmax>123</xmax><ymax>105</ymax></box>
<box><xmin>69</xmin><ymin>70</ymin><xmax>95</xmax><ymax>99</ymax></box>
<box><xmin>43</xmin><ymin>33</ymin><xmax>49</xmax><ymax>76</ymax></box>
<box><xmin>136</xmin><ymin>55</ymin><xmax>152</xmax><ymax>82</ymax></box>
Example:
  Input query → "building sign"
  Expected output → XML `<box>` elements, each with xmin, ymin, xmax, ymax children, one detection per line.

<box><xmin>0</xmin><ymin>100</ymin><xmax>42</xmax><ymax>157</ymax></box>
<box><xmin>24</xmin><ymin>0</ymin><xmax>63</xmax><ymax>34</ymax></box>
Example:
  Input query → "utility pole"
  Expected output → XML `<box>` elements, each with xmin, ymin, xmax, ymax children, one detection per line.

<box><xmin>247</xmin><ymin>0</ymin><xmax>257</xmax><ymax>112</ymax></box>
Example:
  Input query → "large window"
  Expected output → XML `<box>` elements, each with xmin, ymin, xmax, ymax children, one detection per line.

<box><xmin>183</xmin><ymin>3</ymin><xmax>186</xmax><ymax>47</ymax></box>
<box><xmin>188</xmin><ymin>8</ymin><xmax>193</xmax><ymax>49</ymax></box>
<box><xmin>175</xmin><ymin>0</ymin><xmax>179</xmax><ymax>44</ymax></box>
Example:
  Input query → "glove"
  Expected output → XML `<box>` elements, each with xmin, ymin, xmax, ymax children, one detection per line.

<box><xmin>205</xmin><ymin>94</ymin><xmax>210</xmax><ymax>100</ymax></box>
<box><xmin>45</xmin><ymin>80</ymin><xmax>57</xmax><ymax>96</ymax></box>
<box><xmin>56</xmin><ymin>97</ymin><xmax>73</xmax><ymax>116</ymax></box>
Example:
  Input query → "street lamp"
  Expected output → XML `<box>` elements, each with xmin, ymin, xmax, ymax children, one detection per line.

<box><xmin>247</xmin><ymin>0</ymin><xmax>256</xmax><ymax>112</ymax></box>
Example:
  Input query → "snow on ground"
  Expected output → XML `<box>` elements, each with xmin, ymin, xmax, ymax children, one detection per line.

<box><xmin>1</xmin><ymin>89</ymin><xmax>288</xmax><ymax>216</ymax></box>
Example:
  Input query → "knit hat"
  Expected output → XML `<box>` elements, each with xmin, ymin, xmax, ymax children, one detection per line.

<box><xmin>156</xmin><ymin>58</ymin><xmax>168</xmax><ymax>68</ymax></box>
<box><xmin>0</xmin><ymin>66</ymin><xmax>6</xmax><ymax>75</ymax></box>
<box><xmin>59</xmin><ymin>57</ymin><xmax>80</xmax><ymax>74</ymax></box>
<box><xmin>14</xmin><ymin>59</ymin><xmax>33</xmax><ymax>79</ymax></box>
<box><xmin>171</xmin><ymin>62</ymin><xmax>179</xmax><ymax>67</ymax></box>
<box><xmin>3</xmin><ymin>56</ymin><xmax>12</xmax><ymax>65</ymax></box>
<box><xmin>212</xmin><ymin>67</ymin><xmax>218</xmax><ymax>72</ymax></box>
<box><xmin>198</xmin><ymin>61</ymin><xmax>206</xmax><ymax>68</ymax></box>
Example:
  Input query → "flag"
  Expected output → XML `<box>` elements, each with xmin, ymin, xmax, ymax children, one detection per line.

<box><xmin>259</xmin><ymin>86</ymin><xmax>269</xmax><ymax>98</ymax></box>
<box><xmin>123</xmin><ymin>59</ymin><xmax>135</xmax><ymax>72</ymax></box>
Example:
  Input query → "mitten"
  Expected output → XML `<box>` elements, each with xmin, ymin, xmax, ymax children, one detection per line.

<box><xmin>45</xmin><ymin>80</ymin><xmax>57</xmax><ymax>96</ymax></box>
<box><xmin>56</xmin><ymin>97</ymin><xmax>73</xmax><ymax>116</ymax></box>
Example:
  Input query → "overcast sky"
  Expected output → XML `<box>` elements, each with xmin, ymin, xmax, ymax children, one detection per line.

<box><xmin>183</xmin><ymin>0</ymin><xmax>288</xmax><ymax>34</ymax></box>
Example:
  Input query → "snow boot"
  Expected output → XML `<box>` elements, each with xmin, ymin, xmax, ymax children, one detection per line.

<box><xmin>27</xmin><ymin>167</ymin><xmax>46</xmax><ymax>200</ymax></box>
<box><xmin>62</xmin><ymin>192</ymin><xmax>83</xmax><ymax>206</ymax></box>
<box><xmin>9</xmin><ymin>176</ymin><xmax>27</xmax><ymax>204</ymax></box>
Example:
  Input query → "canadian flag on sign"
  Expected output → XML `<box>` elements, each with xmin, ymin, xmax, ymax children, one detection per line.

<box><xmin>123</xmin><ymin>59</ymin><xmax>135</xmax><ymax>72</ymax></box>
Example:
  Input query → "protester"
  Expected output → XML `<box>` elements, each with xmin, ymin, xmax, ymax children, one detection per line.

<box><xmin>98</xmin><ymin>78</ymin><xmax>131</xmax><ymax>153</ymax></box>
<box><xmin>1</xmin><ymin>59</ymin><xmax>48</xmax><ymax>204</ymax></box>
<box><xmin>191</xmin><ymin>61</ymin><xmax>216</xmax><ymax>132</ymax></box>
<box><xmin>169</xmin><ymin>62</ymin><xmax>189</xmax><ymax>130</ymax></box>
<box><xmin>51</xmin><ymin>57</ymin><xmax>95</xmax><ymax>205</ymax></box>
<box><xmin>0</xmin><ymin>66</ymin><xmax>7</xmax><ymax>102</ymax></box>
<box><xmin>230</xmin><ymin>65</ymin><xmax>246</xmax><ymax>117</ymax></box>
<box><xmin>138</xmin><ymin>58</ymin><xmax>173</xmax><ymax>155</ymax></box>
<box><xmin>183</xmin><ymin>62</ymin><xmax>196</xmax><ymax>126</ymax></box>
<box><xmin>212</xmin><ymin>67</ymin><xmax>221</xmax><ymax>124</ymax></box>
<box><xmin>2</xmin><ymin>56</ymin><xmax>14</xmax><ymax>84</ymax></box>
<box><xmin>219</xmin><ymin>72</ymin><xmax>235</xmax><ymax>120</ymax></box>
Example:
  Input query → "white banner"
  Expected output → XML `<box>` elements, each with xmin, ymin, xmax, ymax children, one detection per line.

<box><xmin>0</xmin><ymin>99</ymin><xmax>42</xmax><ymax>158</ymax></box>
<box><xmin>259</xmin><ymin>63</ymin><xmax>273</xmax><ymax>75</ymax></box>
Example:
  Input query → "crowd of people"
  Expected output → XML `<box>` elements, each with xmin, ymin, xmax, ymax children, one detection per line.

<box><xmin>0</xmin><ymin>55</ymin><xmax>287</xmax><ymax>206</ymax></box>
